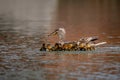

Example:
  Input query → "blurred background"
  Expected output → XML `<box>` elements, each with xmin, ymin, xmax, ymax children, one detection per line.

<box><xmin>0</xmin><ymin>0</ymin><xmax>120</xmax><ymax>44</ymax></box>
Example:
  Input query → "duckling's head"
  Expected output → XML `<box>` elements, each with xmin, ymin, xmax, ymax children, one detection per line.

<box><xmin>46</xmin><ymin>44</ymin><xmax>52</xmax><ymax>50</ymax></box>
<box><xmin>42</xmin><ymin>43</ymin><xmax>46</xmax><ymax>47</ymax></box>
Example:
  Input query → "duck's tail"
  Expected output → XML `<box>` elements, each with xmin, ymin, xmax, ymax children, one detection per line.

<box><xmin>93</xmin><ymin>42</ymin><xmax>107</xmax><ymax>46</ymax></box>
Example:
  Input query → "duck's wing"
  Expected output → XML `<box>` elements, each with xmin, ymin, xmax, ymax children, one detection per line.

<box><xmin>79</xmin><ymin>37</ymin><xmax>98</xmax><ymax>43</ymax></box>
<box><xmin>86</xmin><ymin>37</ymin><xmax>98</xmax><ymax>42</ymax></box>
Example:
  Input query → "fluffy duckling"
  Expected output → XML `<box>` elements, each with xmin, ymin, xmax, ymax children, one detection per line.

<box><xmin>46</xmin><ymin>44</ymin><xmax>53</xmax><ymax>51</ymax></box>
<box><xmin>62</xmin><ymin>41</ymin><xmax>78</xmax><ymax>51</ymax></box>
<box><xmin>52</xmin><ymin>43</ymin><xmax>63</xmax><ymax>51</ymax></box>
<box><xmin>40</xmin><ymin>43</ymin><xmax>53</xmax><ymax>51</ymax></box>
<box><xmin>85</xmin><ymin>42</ymin><xmax>95</xmax><ymax>51</ymax></box>
<box><xmin>78</xmin><ymin>42</ymin><xmax>86</xmax><ymax>51</ymax></box>
<box><xmin>62</xmin><ymin>42</ymin><xmax>72</xmax><ymax>51</ymax></box>
<box><xmin>78</xmin><ymin>36</ymin><xmax>98</xmax><ymax>51</ymax></box>
<box><xmin>40</xmin><ymin>43</ymin><xmax>46</xmax><ymax>51</ymax></box>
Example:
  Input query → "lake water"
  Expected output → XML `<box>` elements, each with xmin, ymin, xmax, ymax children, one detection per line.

<box><xmin>0</xmin><ymin>0</ymin><xmax>120</xmax><ymax>80</ymax></box>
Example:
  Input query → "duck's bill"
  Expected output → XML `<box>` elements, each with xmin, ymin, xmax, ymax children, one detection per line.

<box><xmin>48</xmin><ymin>30</ymin><xmax>58</xmax><ymax>37</ymax></box>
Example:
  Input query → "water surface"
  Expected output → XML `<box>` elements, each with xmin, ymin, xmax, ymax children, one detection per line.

<box><xmin>0</xmin><ymin>0</ymin><xmax>120</xmax><ymax>80</ymax></box>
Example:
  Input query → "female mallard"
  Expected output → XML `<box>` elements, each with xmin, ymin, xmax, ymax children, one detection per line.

<box><xmin>48</xmin><ymin>28</ymin><xmax>66</xmax><ymax>43</ymax></box>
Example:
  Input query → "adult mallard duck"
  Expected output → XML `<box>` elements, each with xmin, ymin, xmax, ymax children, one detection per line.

<box><xmin>48</xmin><ymin>28</ymin><xmax>66</xmax><ymax>43</ymax></box>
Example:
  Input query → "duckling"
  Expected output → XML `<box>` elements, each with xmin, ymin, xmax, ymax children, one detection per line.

<box><xmin>40</xmin><ymin>43</ymin><xmax>46</xmax><ymax>51</ymax></box>
<box><xmin>77</xmin><ymin>36</ymin><xmax>98</xmax><ymax>51</ymax></box>
<box><xmin>85</xmin><ymin>42</ymin><xmax>95</xmax><ymax>51</ymax></box>
<box><xmin>69</xmin><ymin>41</ymin><xmax>78</xmax><ymax>51</ymax></box>
<box><xmin>61</xmin><ymin>41</ymin><xmax>77</xmax><ymax>51</ymax></box>
<box><xmin>78</xmin><ymin>42</ymin><xmax>86</xmax><ymax>51</ymax></box>
<box><xmin>62</xmin><ymin>42</ymin><xmax>72</xmax><ymax>51</ymax></box>
<box><xmin>46</xmin><ymin>44</ymin><xmax>53</xmax><ymax>51</ymax></box>
<box><xmin>52</xmin><ymin>43</ymin><xmax>63</xmax><ymax>51</ymax></box>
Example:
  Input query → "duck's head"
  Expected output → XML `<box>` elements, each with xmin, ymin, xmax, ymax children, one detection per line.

<box><xmin>48</xmin><ymin>28</ymin><xmax>66</xmax><ymax>37</ymax></box>
<box><xmin>48</xmin><ymin>28</ymin><xmax>66</xmax><ymax>43</ymax></box>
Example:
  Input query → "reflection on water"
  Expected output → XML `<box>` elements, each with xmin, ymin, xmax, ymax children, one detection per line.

<box><xmin>0</xmin><ymin>0</ymin><xmax>120</xmax><ymax>80</ymax></box>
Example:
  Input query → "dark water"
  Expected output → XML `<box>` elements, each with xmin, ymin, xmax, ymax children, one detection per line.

<box><xmin>0</xmin><ymin>0</ymin><xmax>120</xmax><ymax>80</ymax></box>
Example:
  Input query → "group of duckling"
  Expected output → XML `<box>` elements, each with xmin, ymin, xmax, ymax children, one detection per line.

<box><xmin>40</xmin><ymin>37</ymin><xmax>106</xmax><ymax>51</ymax></box>
<box><xmin>40</xmin><ymin>28</ymin><xmax>107</xmax><ymax>51</ymax></box>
